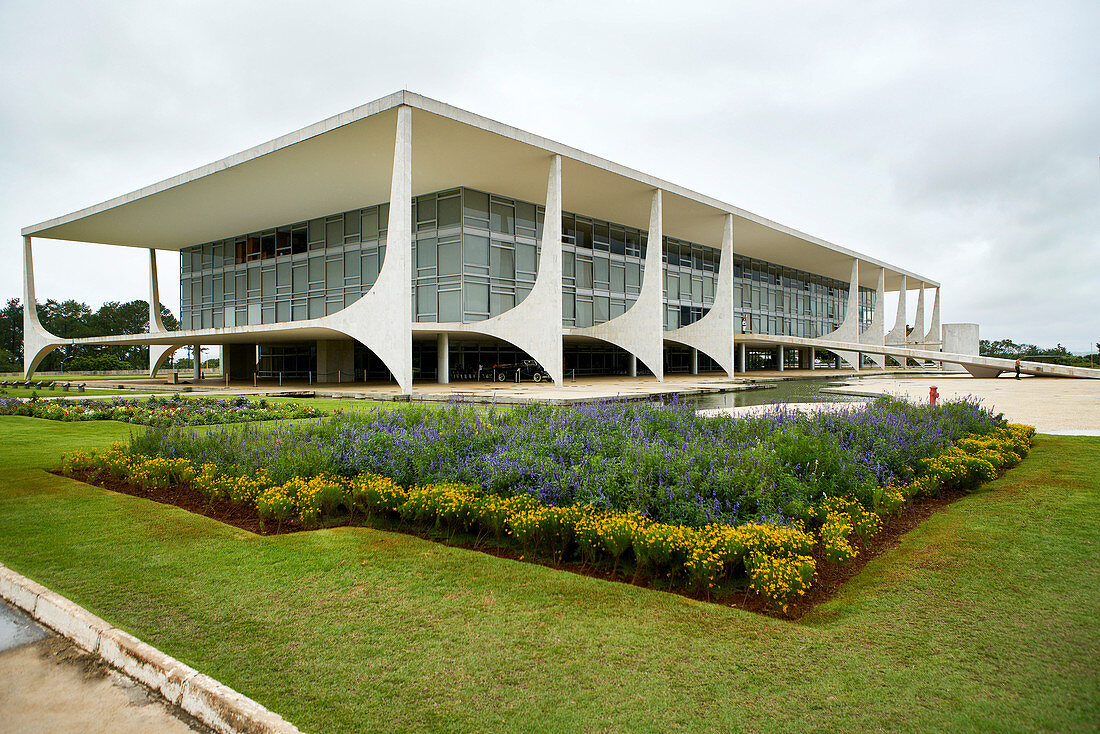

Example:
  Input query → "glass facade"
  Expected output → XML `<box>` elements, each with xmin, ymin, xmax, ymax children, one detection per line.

<box><xmin>180</xmin><ymin>187</ymin><xmax>873</xmax><ymax>336</ymax></box>
<box><xmin>733</xmin><ymin>256</ymin><xmax>874</xmax><ymax>338</ymax></box>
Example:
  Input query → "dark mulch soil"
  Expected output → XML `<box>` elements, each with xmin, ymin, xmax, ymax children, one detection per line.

<box><xmin>54</xmin><ymin>468</ymin><xmax>970</xmax><ymax>620</ymax></box>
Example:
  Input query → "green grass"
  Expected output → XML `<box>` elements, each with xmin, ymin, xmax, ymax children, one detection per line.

<box><xmin>241</xmin><ymin>394</ymin><xmax>503</xmax><ymax>415</ymax></box>
<box><xmin>0</xmin><ymin>386</ymin><xmax>134</xmax><ymax>399</ymax></box>
<box><xmin>0</xmin><ymin>416</ymin><xmax>1096</xmax><ymax>732</ymax></box>
<box><xmin>3</xmin><ymin>373</ymin><xmax>206</xmax><ymax>382</ymax></box>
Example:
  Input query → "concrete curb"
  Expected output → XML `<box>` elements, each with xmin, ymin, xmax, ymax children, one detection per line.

<box><xmin>0</xmin><ymin>563</ymin><xmax>301</xmax><ymax>734</ymax></box>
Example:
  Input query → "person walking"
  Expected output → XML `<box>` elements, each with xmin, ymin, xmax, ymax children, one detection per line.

<box><xmin>1015</xmin><ymin>358</ymin><xmax>1021</xmax><ymax>379</ymax></box>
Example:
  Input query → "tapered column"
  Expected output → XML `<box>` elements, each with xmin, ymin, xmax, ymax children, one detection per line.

<box><xmin>909</xmin><ymin>282</ymin><xmax>925</xmax><ymax>345</ymax></box>
<box><xmin>809</xmin><ymin>346</ymin><xmax>816</xmax><ymax>371</ymax></box>
<box><xmin>535</xmin><ymin>155</ymin><xmax>565</xmax><ymax>384</ymax></box>
<box><xmin>323</xmin><ymin>104</ymin><xmax>414</xmax><ymax>392</ymax></box>
<box><xmin>437</xmin><ymin>333</ymin><xmax>449</xmax><ymax>384</ymax></box>
<box><xmin>383</xmin><ymin>105</ymin><xmax>414</xmax><ymax>388</ymax></box>
<box><xmin>690</xmin><ymin>348</ymin><xmax>698</xmax><ymax>375</ymax></box>
<box><xmin>193</xmin><ymin>345</ymin><xmax>202</xmax><ymax>379</ymax></box>
<box><xmin>823</xmin><ymin>259</ymin><xmax>859</xmax><ymax>342</ymax></box>
<box><xmin>148</xmin><ymin>249</ymin><xmax>166</xmax><ymax>332</ymax></box>
<box><xmin>860</xmin><ymin>266</ymin><xmax>886</xmax><ymax>368</ymax></box>
<box><xmin>777</xmin><ymin>345</ymin><xmax>784</xmax><ymax>372</ymax></box>
<box><xmin>147</xmin><ymin>248</ymin><xmax>181</xmax><ymax>377</ymax></box>
<box><xmin>886</xmin><ymin>275</ymin><xmax>908</xmax><ymax>345</ymax></box>
<box><xmin>573</xmin><ymin>189</ymin><xmax>664</xmax><ymax>381</ymax></box>
<box><xmin>22</xmin><ymin>236</ymin><xmax>62</xmax><ymax>379</ymax></box>
<box><xmin>824</xmin><ymin>258</ymin><xmax>861</xmax><ymax>368</ymax></box>
<box><xmin>923</xmin><ymin>287</ymin><xmax>941</xmax><ymax>345</ymax></box>
<box><xmin>665</xmin><ymin>214</ymin><xmax>735</xmax><ymax>376</ymax></box>
<box><xmin>738</xmin><ymin>342</ymin><xmax>746</xmax><ymax>372</ymax></box>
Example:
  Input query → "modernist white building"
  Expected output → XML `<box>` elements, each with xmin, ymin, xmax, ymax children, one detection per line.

<box><xmin>24</xmin><ymin>90</ymin><xmax>1009</xmax><ymax>390</ymax></box>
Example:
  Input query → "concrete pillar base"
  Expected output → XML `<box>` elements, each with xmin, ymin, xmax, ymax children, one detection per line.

<box><xmin>437</xmin><ymin>333</ymin><xmax>449</xmax><ymax>384</ymax></box>
<box><xmin>317</xmin><ymin>339</ymin><xmax>355</xmax><ymax>383</ymax></box>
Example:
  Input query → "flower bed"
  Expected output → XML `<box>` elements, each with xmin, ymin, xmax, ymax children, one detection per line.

<box><xmin>0</xmin><ymin>395</ymin><xmax>324</xmax><ymax>426</ymax></box>
<box><xmin>60</xmin><ymin>398</ymin><xmax>1034</xmax><ymax>613</ymax></box>
<box><xmin>130</xmin><ymin>396</ymin><xmax>1004</xmax><ymax>528</ymax></box>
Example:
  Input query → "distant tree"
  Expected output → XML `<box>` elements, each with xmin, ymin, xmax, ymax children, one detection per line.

<box><xmin>0</xmin><ymin>299</ymin><xmax>21</xmax><ymax>360</ymax></box>
<box><xmin>982</xmin><ymin>337</ymin><xmax>1094</xmax><ymax>367</ymax></box>
<box><xmin>0</xmin><ymin>347</ymin><xmax>18</xmax><ymax>372</ymax></box>
<box><xmin>0</xmin><ymin>297</ymin><xmax>179</xmax><ymax>371</ymax></box>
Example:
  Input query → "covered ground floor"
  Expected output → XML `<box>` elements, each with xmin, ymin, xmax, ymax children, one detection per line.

<box><xmin>101</xmin><ymin>368</ymin><xmax>926</xmax><ymax>406</ymax></box>
<box><xmin>213</xmin><ymin>335</ymin><xmax>907</xmax><ymax>386</ymax></box>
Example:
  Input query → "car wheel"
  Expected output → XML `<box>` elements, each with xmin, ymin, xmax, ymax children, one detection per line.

<box><xmin>533</xmin><ymin>373</ymin><xmax>542</xmax><ymax>382</ymax></box>
<box><xmin>497</xmin><ymin>373</ymin><xmax>506</xmax><ymax>382</ymax></box>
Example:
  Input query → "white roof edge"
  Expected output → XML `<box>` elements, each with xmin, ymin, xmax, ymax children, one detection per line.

<box><xmin>20</xmin><ymin>91</ymin><xmax>408</xmax><ymax>239</ymax></box>
<box><xmin>21</xmin><ymin>89</ymin><xmax>939</xmax><ymax>288</ymax></box>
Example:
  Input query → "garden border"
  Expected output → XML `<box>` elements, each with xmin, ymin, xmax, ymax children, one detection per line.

<box><xmin>0</xmin><ymin>562</ymin><xmax>301</xmax><ymax>734</ymax></box>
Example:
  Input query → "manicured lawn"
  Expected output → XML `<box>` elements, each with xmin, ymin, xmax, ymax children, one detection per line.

<box><xmin>0</xmin><ymin>416</ymin><xmax>1096</xmax><ymax>732</ymax></box>
<box><xmin>0</xmin><ymin>386</ymin><xmax>133</xmax><ymax>399</ymax></box>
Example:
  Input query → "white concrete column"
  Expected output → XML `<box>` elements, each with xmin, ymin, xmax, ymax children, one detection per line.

<box><xmin>867</xmin><ymin>267</ymin><xmax>885</xmax><ymax>343</ymax></box>
<box><xmin>824</xmin><ymin>259</ymin><xmax>860</xmax><ymax>343</ymax></box>
<box><xmin>22</xmin><ymin>236</ymin><xmax>62</xmax><ymax>379</ymax></box>
<box><xmin>664</xmin><ymin>213</ymin><xmax>736</xmax><ymax>377</ymax></box>
<box><xmin>923</xmin><ymin>287</ymin><xmax>941</xmax><ymax>345</ymax></box>
<box><xmin>437</xmin><ymin>333</ymin><xmax>449</xmax><ymax>384</ymax></box>
<box><xmin>861</xmin><ymin>266</ymin><xmax>886</xmax><ymax>369</ymax></box>
<box><xmin>323</xmin><ymin>104</ymin><xmax>414</xmax><ymax>392</ymax></box>
<box><xmin>536</xmin><ymin>155</ymin><xmax>565</xmax><ymax>384</ymax></box>
<box><xmin>886</xmin><ymin>274</ymin><xmax>908</xmax><ymax>346</ymax></box>
<box><xmin>738</xmin><ymin>342</ymin><xmax>746</xmax><ymax>372</ymax></box>
<box><xmin>821</xmin><ymin>258</ymin><xmax>861</xmax><ymax>369</ymax></box>
<box><xmin>628</xmin><ymin>355</ymin><xmax>637</xmax><ymax>377</ymax></box>
<box><xmin>148</xmin><ymin>249</ymin><xmax>166</xmax><ymax>332</ymax></box>
<box><xmin>909</xmin><ymin>282</ymin><xmax>925</xmax><ymax>345</ymax></box>
<box><xmin>572</xmin><ymin>188</ymin><xmax>664</xmax><ymax>381</ymax></box>
<box><xmin>147</xmin><ymin>248</ymin><xmax>181</xmax><ymax>377</ymax></box>
<box><xmin>777</xmin><ymin>345</ymin><xmax>784</xmax><ymax>372</ymax></box>
<box><xmin>690</xmin><ymin>348</ymin><xmax>698</xmax><ymax>375</ymax></box>
<box><xmin>445</xmin><ymin>154</ymin><xmax>564</xmax><ymax>384</ymax></box>
<box><xmin>809</xmin><ymin>346</ymin><xmax>816</xmax><ymax>371</ymax></box>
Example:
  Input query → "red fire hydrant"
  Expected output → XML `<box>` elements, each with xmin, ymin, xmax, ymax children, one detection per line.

<box><xmin>929</xmin><ymin>386</ymin><xmax>939</xmax><ymax>406</ymax></box>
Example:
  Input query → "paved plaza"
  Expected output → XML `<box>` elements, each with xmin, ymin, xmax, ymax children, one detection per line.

<box><xmin>822</xmin><ymin>375</ymin><xmax>1100</xmax><ymax>435</ymax></box>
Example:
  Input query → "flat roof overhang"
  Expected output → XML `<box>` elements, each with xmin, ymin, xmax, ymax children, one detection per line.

<box><xmin>22</xmin><ymin>91</ymin><xmax>937</xmax><ymax>290</ymax></box>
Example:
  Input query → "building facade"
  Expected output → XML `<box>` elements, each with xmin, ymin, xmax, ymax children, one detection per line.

<box><xmin>23</xmin><ymin>91</ymin><xmax>967</xmax><ymax>390</ymax></box>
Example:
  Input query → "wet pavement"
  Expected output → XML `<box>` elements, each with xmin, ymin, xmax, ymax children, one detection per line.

<box><xmin>0</xmin><ymin>599</ymin><xmax>208</xmax><ymax>734</ymax></box>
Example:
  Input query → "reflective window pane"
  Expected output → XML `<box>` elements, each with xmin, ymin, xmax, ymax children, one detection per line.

<box><xmin>463</xmin><ymin>234</ymin><xmax>489</xmax><ymax>266</ymax></box>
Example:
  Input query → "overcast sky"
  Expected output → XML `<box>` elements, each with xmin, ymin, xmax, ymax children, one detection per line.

<box><xmin>1</xmin><ymin>0</ymin><xmax>1097</xmax><ymax>351</ymax></box>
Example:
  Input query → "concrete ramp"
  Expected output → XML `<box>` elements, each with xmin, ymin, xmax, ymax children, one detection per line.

<box><xmin>736</xmin><ymin>333</ymin><xmax>1100</xmax><ymax>380</ymax></box>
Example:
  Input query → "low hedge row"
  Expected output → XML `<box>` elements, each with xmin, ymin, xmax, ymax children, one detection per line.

<box><xmin>61</xmin><ymin>424</ymin><xmax>1033</xmax><ymax>612</ymax></box>
<box><xmin>2</xmin><ymin>395</ymin><xmax>323</xmax><ymax>426</ymax></box>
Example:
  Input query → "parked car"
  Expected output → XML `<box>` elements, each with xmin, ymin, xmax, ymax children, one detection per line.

<box><xmin>492</xmin><ymin>360</ymin><xmax>551</xmax><ymax>382</ymax></box>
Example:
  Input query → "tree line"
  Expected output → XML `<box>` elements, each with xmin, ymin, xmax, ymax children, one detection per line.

<box><xmin>980</xmin><ymin>338</ymin><xmax>1100</xmax><ymax>368</ymax></box>
<box><xmin>0</xmin><ymin>298</ymin><xmax>179</xmax><ymax>372</ymax></box>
